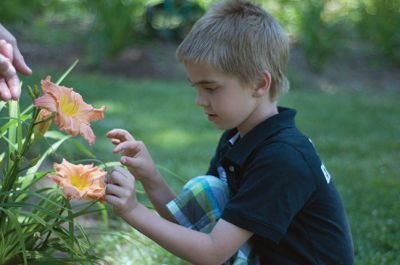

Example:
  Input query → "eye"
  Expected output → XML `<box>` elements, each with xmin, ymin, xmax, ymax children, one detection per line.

<box><xmin>204</xmin><ymin>86</ymin><xmax>219</xmax><ymax>92</ymax></box>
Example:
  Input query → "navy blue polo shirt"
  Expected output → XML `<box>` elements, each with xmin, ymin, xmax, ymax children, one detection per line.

<box><xmin>207</xmin><ymin>107</ymin><xmax>354</xmax><ymax>265</ymax></box>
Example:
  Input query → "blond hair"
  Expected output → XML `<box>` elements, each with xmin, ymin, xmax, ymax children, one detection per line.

<box><xmin>176</xmin><ymin>0</ymin><xmax>289</xmax><ymax>100</ymax></box>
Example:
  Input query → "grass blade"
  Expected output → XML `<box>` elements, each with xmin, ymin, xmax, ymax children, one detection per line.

<box><xmin>22</xmin><ymin>135</ymin><xmax>71</xmax><ymax>190</ymax></box>
<box><xmin>56</xmin><ymin>59</ymin><xmax>79</xmax><ymax>85</ymax></box>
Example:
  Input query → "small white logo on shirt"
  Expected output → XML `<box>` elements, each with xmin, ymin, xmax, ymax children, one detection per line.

<box><xmin>321</xmin><ymin>163</ymin><xmax>331</xmax><ymax>184</ymax></box>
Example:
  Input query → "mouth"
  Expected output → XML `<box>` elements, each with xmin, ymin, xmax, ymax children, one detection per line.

<box><xmin>207</xmin><ymin>113</ymin><xmax>218</xmax><ymax>121</ymax></box>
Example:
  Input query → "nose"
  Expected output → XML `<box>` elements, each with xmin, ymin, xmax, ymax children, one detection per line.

<box><xmin>195</xmin><ymin>90</ymin><xmax>208</xmax><ymax>107</ymax></box>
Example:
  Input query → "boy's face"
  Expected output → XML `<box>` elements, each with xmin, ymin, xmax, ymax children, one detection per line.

<box><xmin>184</xmin><ymin>61</ymin><xmax>265</xmax><ymax>135</ymax></box>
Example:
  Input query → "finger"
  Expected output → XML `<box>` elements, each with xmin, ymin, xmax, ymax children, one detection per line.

<box><xmin>0</xmin><ymin>41</ymin><xmax>13</xmax><ymax>61</ymax></box>
<box><xmin>106</xmin><ymin>129</ymin><xmax>135</xmax><ymax>141</ymax></box>
<box><xmin>108</xmin><ymin>170</ymin><xmax>128</xmax><ymax>187</ymax></box>
<box><xmin>6</xmin><ymin>75</ymin><xmax>21</xmax><ymax>100</ymax></box>
<box><xmin>0</xmin><ymin>78</ymin><xmax>11</xmax><ymax>101</ymax></box>
<box><xmin>105</xmin><ymin>194</ymin><xmax>121</xmax><ymax>206</ymax></box>
<box><xmin>112</xmin><ymin>140</ymin><xmax>141</xmax><ymax>154</ymax></box>
<box><xmin>106</xmin><ymin>183</ymin><xmax>125</xmax><ymax>197</ymax></box>
<box><xmin>113</xmin><ymin>166</ymin><xmax>132</xmax><ymax>179</ymax></box>
<box><xmin>12</xmin><ymin>46</ymin><xmax>32</xmax><ymax>76</ymax></box>
<box><xmin>112</xmin><ymin>139</ymin><xmax>120</xmax><ymax>145</ymax></box>
<box><xmin>0</xmin><ymin>54</ymin><xmax>16</xmax><ymax>78</ymax></box>
<box><xmin>120</xmin><ymin>156</ymin><xmax>141</xmax><ymax>169</ymax></box>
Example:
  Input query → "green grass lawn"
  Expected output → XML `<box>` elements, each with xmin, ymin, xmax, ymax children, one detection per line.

<box><xmin>21</xmin><ymin>70</ymin><xmax>400</xmax><ymax>265</ymax></box>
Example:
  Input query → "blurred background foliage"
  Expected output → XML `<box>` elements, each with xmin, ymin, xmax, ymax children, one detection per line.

<box><xmin>0</xmin><ymin>0</ymin><xmax>399</xmax><ymax>69</ymax></box>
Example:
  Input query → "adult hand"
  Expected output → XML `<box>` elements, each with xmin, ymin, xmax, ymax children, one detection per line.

<box><xmin>106</xmin><ymin>129</ymin><xmax>161</xmax><ymax>186</ymax></box>
<box><xmin>0</xmin><ymin>24</ymin><xmax>32</xmax><ymax>101</ymax></box>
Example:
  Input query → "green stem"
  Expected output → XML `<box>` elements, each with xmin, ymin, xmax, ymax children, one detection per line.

<box><xmin>0</xmin><ymin>108</ymin><xmax>40</xmax><ymax>224</ymax></box>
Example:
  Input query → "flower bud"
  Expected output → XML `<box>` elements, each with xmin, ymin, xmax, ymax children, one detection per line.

<box><xmin>34</xmin><ymin>109</ymin><xmax>53</xmax><ymax>140</ymax></box>
<box><xmin>10</xmin><ymin>152</ymin><xmax>17</xmax><ymax>161</ymax></box>
<box><xmin>28</xmin><ymin>86</ymin><xmax>36</xmax><ymax>100</ymax></box>
<box><xmin>34</xmin><ymin>85</ymin><xmax>40</xmax><ymax>98</ymax></box>
<box><xmin>29</xmin><ymin>154</ymin><xmax>41</xmax><ymax>167</ymax></box>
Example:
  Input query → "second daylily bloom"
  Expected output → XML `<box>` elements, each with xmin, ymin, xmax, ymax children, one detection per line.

<box><xmin>48</xmin><ymin>159</ymin><xmax>106</xmax><ymax>201</ymax></box>
<box><xmin>33</xmin><ymin>76</ymin><xmax>106</xmax><ymax>145</ymax></box>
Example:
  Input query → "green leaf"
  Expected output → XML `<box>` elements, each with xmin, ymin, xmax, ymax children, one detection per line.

<box><xmin>99</xmin><ymin>161</ymin><xmax>121</xmax><ymax>170</ymax></box>
<box><xmin>0</xmin><ymin>115</ymin><xmax>31</xmax><ymax>135</ymax></box>
<box><xmin>43</xmin><ymin>130</ymin><xmax>65</xmax><ymax>140</ymax></box>
<box><xmin>71</xmin><ymin>139</ymin><xmax>96</xmax><ymax>158</ymax></box>
<box><xmin>17</xmin><ymin>102</ymin><xmax>23</xmax><ymax>153</ymax></box>
<box><xmin>56</xmin><ymin>59</ymin><xmax>79</xmax><ymax>85</ymax></box>
<box><xmin>7</xmin><ymin>100</ymin><xmax>18</xmax><ymax>168</ymax></box>
<box><xmin>21</xmin><ymin>104</ymin><xmax>34</xmax><ymax>116</ymax></box>
<box><xmin>0</xmin><ymin>208</ymin><xmax>28</xmax><ymax>265</ymax></box>
<box><xmin>98</xmin><ymin>203</ymin><xmax>108</xmax><ymax>230</ymax></box>
<box><xmin>21</xmin><ymin>135</ymin><xmax>71</xmax><ymax>190</ymax></box>
<box><xmin>0</xmin><ymin>101</ymin><xmax>5</xmax><ymax>113</ymax></box>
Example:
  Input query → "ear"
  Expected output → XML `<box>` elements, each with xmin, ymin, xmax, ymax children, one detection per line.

<box><xmin>253</xmin><ymin>71</ymin><xmax>272</xmax><ymax>98</ymax></box>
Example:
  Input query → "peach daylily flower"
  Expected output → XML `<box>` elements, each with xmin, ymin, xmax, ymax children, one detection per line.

<box><xmin>49</xmin><ymin>159</ymin><xmax>106</xmax><ymax>201</ymax></box>
<box><xmin>33</xmin><ymin>76</ymin><xmax>106</xmax><ymax>145</ymax></box>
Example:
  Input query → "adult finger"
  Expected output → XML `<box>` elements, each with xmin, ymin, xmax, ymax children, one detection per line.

<box><xmin>106</xmin><ymin>129</ymin><xmax>135</xmax><ymax>142</ymax></box>
<box><xmin>12</xmin><ymin>46</ymin><xmax>32</xmax><ymax>75</ymax></box>
<box><xmin>0</xmin><ymin>41</ymin><xmax>13</xmax><ymax>61</ymax></box>
<box><xmin>112</xmin><ymin>139</ymin><xmax>120</xmax><ymax>145</ymax></box>
<box><xmin>112</xmin><ymin>140</ymin><xmax>141</xmax><ymax>155</ymax></box>
<box><xmin>0</xmin><ymin>78</ymin><xmax>11</xmax><ymax>101</ymax></box>
<box><xmin>0</xmin><ymin>54</ymin><xmax>16</xmax><ymax>79</ymax></box>
<box><xmin>6</xmin><ymin>75</ymin><xmax>21</xmax><ymax>100</ymax></box>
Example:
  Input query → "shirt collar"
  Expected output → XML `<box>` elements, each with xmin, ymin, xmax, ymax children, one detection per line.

<box><xmin>223</xmin><ymin>107</ymin><xmax>297</xmax><ymax>166</ymax></box>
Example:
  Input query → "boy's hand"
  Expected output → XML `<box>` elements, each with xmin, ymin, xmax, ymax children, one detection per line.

<box><xmin>106</xmin><ymin>129</ymin><xmax>160</xmax><ymax>186</ymax></box>
<box><xmin>105</xmin><ymin>166</ymin><xmax>139</xmax><ymax>216</ymax></box>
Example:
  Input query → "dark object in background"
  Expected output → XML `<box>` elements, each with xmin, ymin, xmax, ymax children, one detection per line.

<box><xmin>145</xmin><ymin>0</ymin><xmax>205</xmax><ymax>41</ymax></box>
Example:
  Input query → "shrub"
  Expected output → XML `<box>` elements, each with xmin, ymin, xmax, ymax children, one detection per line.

<box><xmin>358</xmin><ymin>0</ymin><xmax>400</xmax><ymax>65</ymax></box>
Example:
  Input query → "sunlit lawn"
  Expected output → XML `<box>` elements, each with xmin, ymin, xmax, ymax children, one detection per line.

<box><xmin>21</xmin><ymin>70</ymin><xmax>400</xmax><ymax>265</ymax></box>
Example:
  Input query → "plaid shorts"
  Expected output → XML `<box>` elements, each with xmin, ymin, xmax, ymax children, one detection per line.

<box><xmin>166</xmin><ymin>175</ymin><xmax>259</xmax><ymax>265</ymax></box>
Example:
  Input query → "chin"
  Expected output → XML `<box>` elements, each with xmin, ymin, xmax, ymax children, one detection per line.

<box><xmin>213</xmin><ymin>123</ymin><xmax>235</xmax><ymax>131</ymax></box>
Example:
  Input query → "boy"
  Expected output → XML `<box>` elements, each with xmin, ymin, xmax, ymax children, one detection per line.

<box><xmin>105</xmin><ymin>0</ymin><xmax>354</xmax><ymax>264</ymax></box>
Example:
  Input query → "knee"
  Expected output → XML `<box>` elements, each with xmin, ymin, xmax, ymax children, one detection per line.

<box><xmin>184</xmin><ymin>175</ymin><xmax>227</xmax><ymax>190</ymax></box>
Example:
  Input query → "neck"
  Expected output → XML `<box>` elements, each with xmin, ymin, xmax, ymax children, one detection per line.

<box><xmin>238</xmin><ymin>101</ymin><xmax>278</xmax><ymax>137</ymax></box>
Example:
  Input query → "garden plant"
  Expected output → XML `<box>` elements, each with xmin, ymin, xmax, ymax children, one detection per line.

<box><xmin>0</xmin><ymin>62</ymin><xmax>109</xmax><ymax>265</ymax></box>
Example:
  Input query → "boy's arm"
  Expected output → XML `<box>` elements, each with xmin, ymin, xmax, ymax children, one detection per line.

<box><xmin>139</xmin><ymin>170</ymin><xmax>177</xmax><ymax>222</ymax></box>
<box><xmin>105</xmin><ymin>167</ymin><xmax>253</xmax><ymax>264</ymax></box>
<box><xmin>122</xmin><ymin>204</ymin><xmax>252</xmax><ymax>264</ymax></box>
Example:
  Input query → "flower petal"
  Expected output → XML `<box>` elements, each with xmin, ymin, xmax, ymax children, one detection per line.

<box><xmin>76</xmin><ymin>106</ymin><xmax>106</xmax><ymax>124</ymax></box>
<box><xmin>79</xmin><ymin>123</ymin><xmax>96</xmax><ymax>145</ymax></box>
<box><xmin>33</xmin><ymin>94</ymin><xmax>57</xmax><ymax>112</ymax></box>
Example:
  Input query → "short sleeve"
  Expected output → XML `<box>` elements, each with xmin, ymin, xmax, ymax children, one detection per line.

<box><xmin>221</xmin><ymin>142</ymin><xmax>317</xmax><ymax>243</ymax></box>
